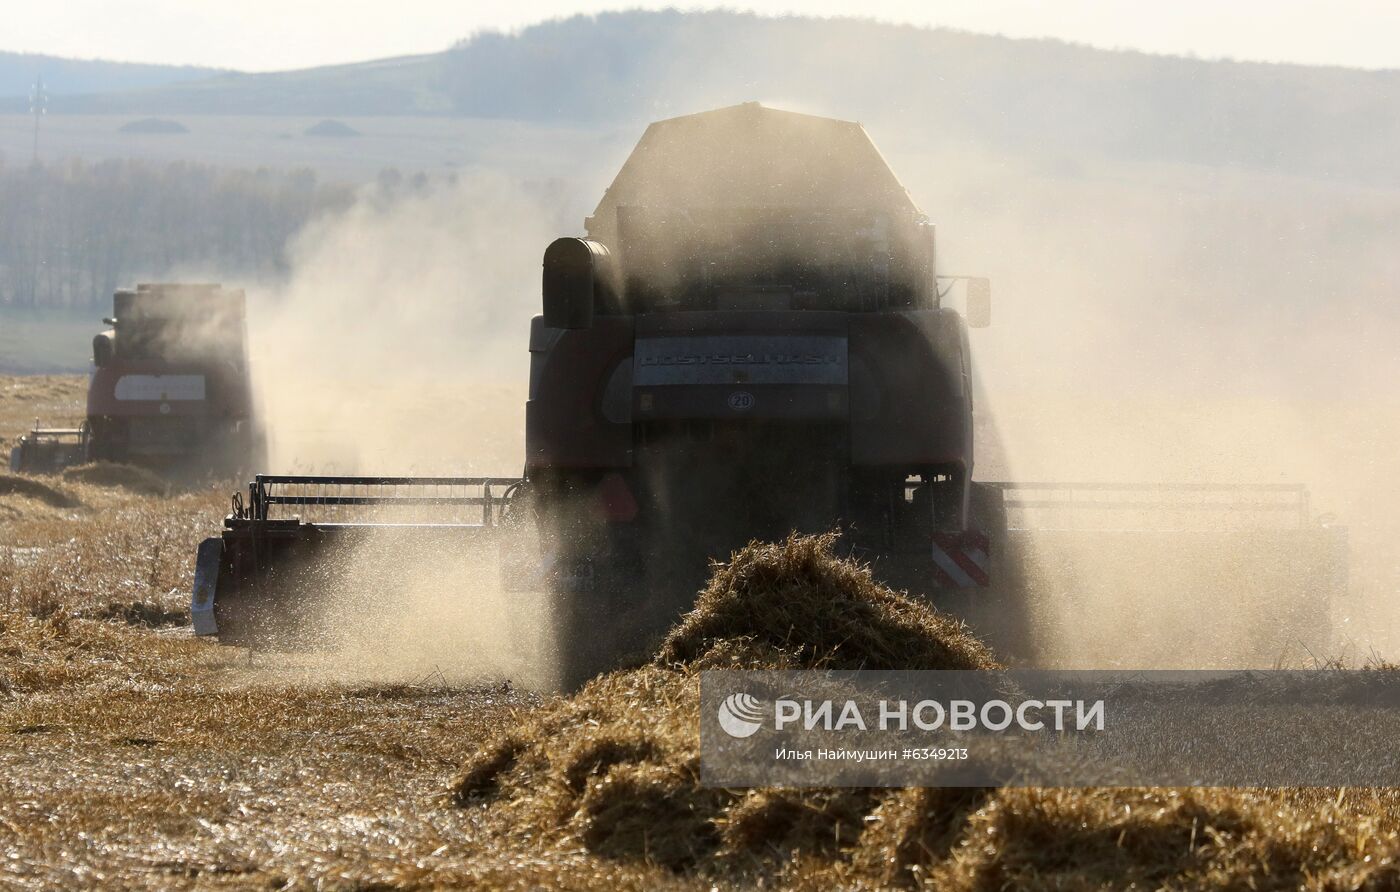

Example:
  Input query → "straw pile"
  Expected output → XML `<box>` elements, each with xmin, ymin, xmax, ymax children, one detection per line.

<box><xmin>61</xmin><ymin>462</ymin><xmax>169</xmax><ymax>496</ymax></box>
<box><xmin>657</xmin><ymin>531</ymin><xmax>998</xmax><ymax>672</ymax></box>
<box><xmin>452</xmin><ymin>533</ymin><xmax>999</xmax><ymax>881</ymax></box>
<box><xmin>450</xmin><ymin>535</ymin><xmax>1400</xmax><ymax>887</ymax></box>
<box><xmin>0</xmin><ymin>474</ymin><xmax>82</xmax><ymax>508</ymax></box>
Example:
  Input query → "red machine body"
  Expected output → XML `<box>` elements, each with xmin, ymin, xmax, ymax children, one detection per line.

<box><xmin>520</xmin><ymin>105</ymin><xmax>995</xmax><ymax>674</ymax></box>
<box><xmin>85</xmin><ymin>283</ymin><xmax>262</xmax><ymax>471</ymax></box>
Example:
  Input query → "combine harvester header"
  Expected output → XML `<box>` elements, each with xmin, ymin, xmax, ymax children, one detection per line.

<box><xmin>193</xmin><ymin>475</ymin><xmax>523</xmax><ymax>644</ymax></box>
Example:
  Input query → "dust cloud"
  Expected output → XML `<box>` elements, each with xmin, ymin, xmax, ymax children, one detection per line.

<box><xmin>110</xmin><ymin>284</ymin><xmax>248</xmax><ymax>366</ymax></box>
<box><xmin>897</xmin><ymin>144</ymin><xmax>1400</xmax><ymax>667</ymax></box>
<box><xmin>586</xmin><ymin>103</ymin><xmax>1400</xmax><ymax>667</ymax></box>
<box><xmin>303</xmin><ymin>527</ymin><xmax>557</xmax><ymax>689</ymax></box>
<box><xmin>238</xmin><ymin>172</ymin><xmax>576</xmax><ymax>684</ymax></box>
<box><xmin>233</xmin><ymin>102</ymin><xmax>1398</xmax><ymax>679</ymax></box>
<box><xmin>248</xmin><ymin>172</ymin><xmax>573</xmax><ymax>476</ymax></box>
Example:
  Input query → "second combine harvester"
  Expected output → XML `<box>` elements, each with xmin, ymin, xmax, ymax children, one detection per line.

<box><xmin>193</xmin><ymin>104</ymin><xmax>1347</xmax><ymax>685</ymax></box>
<box><xmin>10</xmin><ymin>283</ymin><xmax>262</xmax><ymax>476</ymax></box>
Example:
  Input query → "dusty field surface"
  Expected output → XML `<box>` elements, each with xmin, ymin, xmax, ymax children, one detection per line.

<box><xmin>2</xmin><ymin>374</ymin><xmax>1398</xmax><ymax>890</ymax></box>
<box><xmin>0</xmin><ymin>375</ymin><xmax>90</xmax><ymax>442</ymax></box>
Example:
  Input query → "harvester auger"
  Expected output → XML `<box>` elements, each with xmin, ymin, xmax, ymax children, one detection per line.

<box><xmin>191</xmin><ymin>104</ymin><xmax>1349</xmax><ymax>687</ymax></box>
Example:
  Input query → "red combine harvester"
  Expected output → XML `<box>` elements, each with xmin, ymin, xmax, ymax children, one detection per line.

<box><xmin>10</xmin><ymin>283</ymin><xmax>263</xmax><ymax>477</ymax></box>
<box><xmin>191</xmin><ymin>105</ymin><xmax>1346</xmax><ymax>686</ymax></box>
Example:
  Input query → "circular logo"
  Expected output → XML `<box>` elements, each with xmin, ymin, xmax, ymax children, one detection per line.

<box><xmin>727</xmin><ymin>391</ymin><xmax>755</xmax><ymax>412</ymax></box>
<box><xmin>717</xmin><ymin>692</ymin><xmax>765</xmax><ymax>739</ymax></box>
<box><xmin>159</xmin><ymin>402</ymin><xmax>171</xmax><ymax>415</ymax></box>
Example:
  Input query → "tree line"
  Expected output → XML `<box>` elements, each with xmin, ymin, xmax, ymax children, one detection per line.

<box><xmin>0</xmin><ymin>158</ymin><xmax>356</xmax><ymax>309</ymax></box>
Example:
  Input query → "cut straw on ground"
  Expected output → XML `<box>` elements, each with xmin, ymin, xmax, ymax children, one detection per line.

<box><xmin>451</xmin><ymin>533</ymin><xmax>1400</xmax><ymax>888</ymax></box>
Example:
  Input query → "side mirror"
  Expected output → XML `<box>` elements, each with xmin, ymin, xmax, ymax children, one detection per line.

<box><xmin>543</xmin><ymin>237</ymin><xmax>611</xmax><ymax>329</ymax></box>
<box><xmin>965</xmin><ymin>278</ymin><xmax>991</xmax><ymax>328</ymax></box>
<box><xmin>92</xmin><ymin>332</ymin><xmax>114</xmax><ymax>368</ymax></box>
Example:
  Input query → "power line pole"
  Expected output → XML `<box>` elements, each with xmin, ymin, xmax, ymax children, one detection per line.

<box><xmin>30</xmin><ymin>75</ymin><xmax>47</xmax><ymax>163</ymax></box>
<box><xmin>25</xmin><ymin>75</ymin><xmax>49</xmax><ymax>307</ymax></box>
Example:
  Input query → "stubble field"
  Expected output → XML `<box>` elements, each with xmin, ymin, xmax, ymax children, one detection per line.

<box><xmin>1</xmin><ymin>374</ymin><xmax>1397</xmax><ymax>890</ymax></box>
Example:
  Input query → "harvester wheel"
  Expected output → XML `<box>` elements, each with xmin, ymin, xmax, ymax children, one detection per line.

<box><xmin>545</xmin><ymin>522</ymin><xmax>681</xmax><ymax>691</ymax></box>
<box><xmin>546</xmin><ymin>552</ymin><xmax>606</xmax><ymax>689</ymax></box>
<box><xmin>965</xmin><ymin>481</ymin><xmax>1044</xmax><ymax>663</ymax></box>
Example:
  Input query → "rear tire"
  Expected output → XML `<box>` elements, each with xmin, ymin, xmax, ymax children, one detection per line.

<box><xmin>547</xmin><ymin>533</ymin><xmax>673</xmax><ymax>691</ymax></box>
<box><xmin>965</xmin><ymin>482</ymin><xmax>1044</xmax><ymax>664</ymax></box>
<box><xmin>547</xmin><ymin>552</ymin><xmax>610</xmax><ymax>690</ymax></box>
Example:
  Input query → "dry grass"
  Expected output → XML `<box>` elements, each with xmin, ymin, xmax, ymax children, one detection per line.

<box><xmin>0</xmin><ymin>374</ymin><xmax>87</xmax><ymax>446</ymax></box>
<box><xmin>448</xmin><ymin>534</ymin><xmax>1400</xmax><ymax>889</ymax></box>
<box><xmin>2</xmin><ymin>372</ymin><xmax>1398</xmax><ymax>889</ymax></box>
<box><xmin>61</xmin><ymin>461</ymin><xmax>171</xmax><ymax>496</ymax></box>
<box><xmin>0</xmin><ymin>471</ymin><xmax>561</xmax><ymax>887</ymax></box>
<box><xmin>0</xmin><ymin>474</ymin><xmax>82</xmax><ymax>508</ymax></box>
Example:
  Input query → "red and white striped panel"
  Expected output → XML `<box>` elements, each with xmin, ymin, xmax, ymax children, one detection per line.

<box><xmin>930</xmin><ymin>531</ymin><xmax>991</xmax><ymax>588</ymax></box>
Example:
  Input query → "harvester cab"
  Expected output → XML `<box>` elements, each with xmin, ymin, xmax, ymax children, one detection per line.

<box><xmin>192</xmin><ymin>104</ymin><xmax>1348</xmax><ymax>686</ymax></box>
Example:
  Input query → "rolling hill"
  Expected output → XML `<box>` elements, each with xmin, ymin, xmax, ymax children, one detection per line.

<box><xmin>3</xmin><ymin>11</ymin><xmax>1398</xmax><ymax>188</ymax></box>
<box><xmin>0</xmin><ymin>50</ymin><xmax>222</xmax><ymax>98</ymax></box>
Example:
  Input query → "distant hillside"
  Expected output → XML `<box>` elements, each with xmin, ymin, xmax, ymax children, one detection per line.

<box><xmin>0</xmin><ymin>54</ymin><xmax>450</xmax><ymax>117</ymax></box>
<box><xmin>13</xmin><ymin>11</ymin><xmax>1400</xmax><ymax>188</ymax></box>
<box><xmin>0</xmin><ymin>51</ymin><xmax>223</xmax><ymax>98</ymax></box>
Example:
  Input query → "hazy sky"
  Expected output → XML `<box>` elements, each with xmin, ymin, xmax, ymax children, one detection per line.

<box><xmin>6</xmin><ymin>1</ymin><xmax>1399</xmax><ymax>72</ymax></box>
